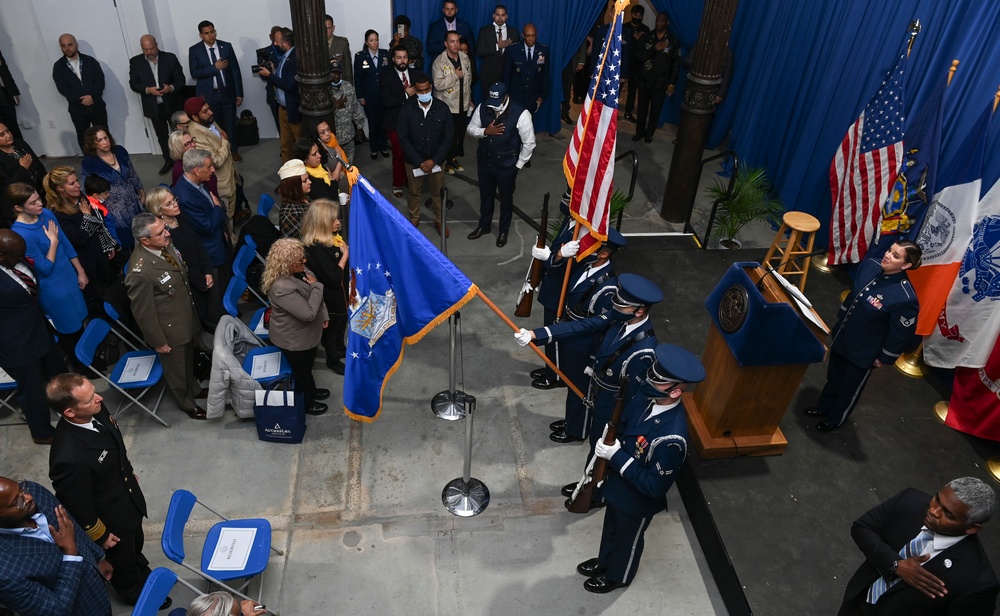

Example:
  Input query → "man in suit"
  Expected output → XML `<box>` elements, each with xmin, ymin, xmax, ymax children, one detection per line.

<box><xmin>476</xmin><ymin>5</ymin><xmax>519</xmax><ymax>99</ymax></box>
<box><xmin>184</xmin><ymin>96</ymin><xmax>236</xmax><ymax>219</ymax></box>
<box><xmin>128</xmin><ymin>35</ymin><xmax>186</xmax><ymax>175</ymax></box>
<box><xmin>0</xmin><ymin>50</ymin><xmax>23</xmax><ymax>140</ymax></box>
<box><xmin>426</xmin><ymin>1</ymin><xmax>476</xmax><ymax>59</ymax></box>
<box><xmin>576</xmin><ymin>344</ymin><xmax>705</xmax><ymax>593</ymax></box>
<box><xmin>51</xmin><ymin>34</ymin><xmax>107</xmax><ymax>152</ymax></box>
<box><xmin>46</xmin><ymin>374</ymin><xmax>172</xmax><ymax>609</ymax></box>
<box><xmin>257</xmin><ymin>28</ymin><xmax>300</xmax><ymax>162</ymax></box>
<box><xmin>381</xmin><ymin>47</ymin><xmax>416</xmax><ymax>198</ymax></box>
<box><xmin>621</xmin><ymin>5</ymin><xmax>650</xmax><ymax>123</ymax></box>
<box><xmin>503</xmin><ymin>23</ymin><xmax>549</xmax><ymax>118</ymax></box>
<box><xmin>174</xmin><ymin>148</ymin><xmax>231</xmax><ymax>304</ymax></box>
<box><xmin>125</xmin><ymin>213</ymin><xmax>206</xmax><ymax>421</ymax></box>
<box><xmin>840</xmin><ymin>477</ymin><xmax>999</xmax><ymax>614</ymax></box>
<box><xmin>0</xmin><ymin>476</ymin><xmax>112</xmax><ymax>615</ymax></box>
<box><xmin>0</xmin><ymin>229</ymin><xmax>67</xmax><ymax>445</ymax></box>
<box><xmin>325</xmin><ymin>15</ymin><xmax>353</xmax><ymax>83</ymax></box>
<box><xmin>188</xmin><ymin>21</ymin><xmax>243</xmax><ymax>162</ymax></box>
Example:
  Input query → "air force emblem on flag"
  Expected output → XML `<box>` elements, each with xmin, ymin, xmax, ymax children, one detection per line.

<box><xmin>916</xmin><ymin>199</ymin><xmax>956</xmax><ymax>260</ymax></box>
<box><xmin>350</xmin><ymin>289</ymin><xmax>398</xmax><ymax>347</ymax></box>
<box><xmin>959</xmin><ymin>215</ymin><xmax>1000</xmax><ymax>302</ymax></box>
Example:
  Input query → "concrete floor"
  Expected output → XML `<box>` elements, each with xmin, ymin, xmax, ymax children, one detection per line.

<box><xmin>0</xmin><ymin>115</ymin><xmax>732</xmax><ymax>614</ymax></box>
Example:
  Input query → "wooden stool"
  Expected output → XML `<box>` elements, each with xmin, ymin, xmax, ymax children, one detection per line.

<box><xmin>763</xmin><ymin>211</ymin><xmax>821</xmax><ymax>292</ymax></box>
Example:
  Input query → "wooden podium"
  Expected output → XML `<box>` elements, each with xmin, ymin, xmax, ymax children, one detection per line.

<box><xmin>684</xmin><ymin>263</ymin><xmax>828</xmax><ymax>459</ymax></box>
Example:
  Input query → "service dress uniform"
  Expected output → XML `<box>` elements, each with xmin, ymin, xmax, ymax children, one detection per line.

<box><xmin>533</xmin><ymin>205</ymin><xmax>575</xmax><ymax>384</ymax></box>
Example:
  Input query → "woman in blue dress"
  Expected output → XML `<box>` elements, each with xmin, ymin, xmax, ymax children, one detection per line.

<box><xmin>6</xmin><ymin>181</ymin><xmax>88</xmax><ymax>357</ymax></box>
<box><xmin>81</xmin><ymin>125</ymin><xmax>145</xmax><ymax>250</ymax></box>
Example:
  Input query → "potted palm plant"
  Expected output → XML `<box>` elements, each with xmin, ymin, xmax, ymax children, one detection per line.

<box><xmin>706</xmin><ymin>166</ymin><xmax>783</xmax><ymax>248</ymax></box>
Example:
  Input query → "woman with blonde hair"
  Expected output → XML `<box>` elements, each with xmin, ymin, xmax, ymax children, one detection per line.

<box><xmin>262</xmin><ymin>238</ymin><xmax>330</xmax><ymax>415</ymax></box>
<box><xmin>300</xmin><ymin>199</ymin><xmax>349</xmax><ymax>374</ymax></box>
<box><xmin>44</xmin><ymin>165</ymin><xmax>120</xmax><ymax>313</ymax></box>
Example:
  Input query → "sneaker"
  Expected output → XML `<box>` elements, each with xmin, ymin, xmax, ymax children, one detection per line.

<box><xmin>445</xmin><ymin>164</ymin><xmax>456</xmax><ymax>175</ymax></box>
<box><xmin>453</xmin><ymin>161</ymin><xmax>464</xmax><ymax>172</ymax></box>
<box><xmin>392</xmin><ymin>187</ymin><xmax>403</xmax><ymax>198</ymax></box>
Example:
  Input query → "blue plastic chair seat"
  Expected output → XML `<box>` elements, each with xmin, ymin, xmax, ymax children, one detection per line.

<box><xmin>249</xmin><ymin>307</ymin><xmax>269</xmax><ymax>341</ymax></box>
<box><xmin>242</xmin><ymin>347</ymin><xmax>292</xmax><ymax>385</ymax></box>
<box><xmin>201</xmin><ymin>518</ymin><xmax>273</xmax><ymax>581</ymax></box>
<box><xmin>109</xmin><ymin>351</ymin><xmax>163</xmax><ymax>389</ymax></box>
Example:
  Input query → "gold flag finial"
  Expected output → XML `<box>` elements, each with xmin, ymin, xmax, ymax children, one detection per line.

<box><xmin>906</xmin><ymin>19</ymin><xmax>921</xmax><ymax>57</ymax></box>
<box><xmin>994</xmin><ymin>86</ymin><xmax>1000</xmax><ymax>114</ymax></box>
<box><xmin>947</xmin><ymin>60</ymin><xmax>959</xmax><ymax>87</ymax></box>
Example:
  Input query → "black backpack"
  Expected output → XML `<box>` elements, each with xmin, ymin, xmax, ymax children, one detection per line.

<box><xmin>235</xmin><ymin>110</ymin><xmax>260</xmax><ymax>146</ymax></box>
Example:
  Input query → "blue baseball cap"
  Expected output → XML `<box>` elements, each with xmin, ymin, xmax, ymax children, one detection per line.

<box><xmin>486</xmin><ymin>82</ymin><xmax>507</xmax><ymax>107</ymax></box>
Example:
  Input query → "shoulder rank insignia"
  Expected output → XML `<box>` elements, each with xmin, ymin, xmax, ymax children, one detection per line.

<box><xmin>132</xmin><ymin>258</ymin><xmax>144</xmax><ymax>273</ymax></box>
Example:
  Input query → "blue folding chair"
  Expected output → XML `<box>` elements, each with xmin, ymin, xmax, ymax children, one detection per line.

<box><xmin>257</xmin><ymin>193</ymin><xmax>276</xmax><ymax>219</ymax></box>
<box><xmin>103</xmin><ymin>301</ymin><xmax>149</xmax><ymax>350</ymax></box>
<box><xmin>132</xmin><ymin>567</ymin><xmax>199</xmax><ymax>616</ymax></box>
<box><xmin>0</xmin><ymin>368</ymin><xmax>25</xmax><ymax>428</ymax></box>
<box><xmin>222</xmin><ymin>276</ymin><xmax>290</xmax><ymax>385</ymax></box>
<box><xmin>76</xmin><ymin>319</ymin><xmax>169</xmax><ymax>427</ymax></box>
<box><xmin>232</xmin><ymin>244</ymin><xmax>268</xmax><ymax>305</ymax></box>
<box><xmin>162</xmin><ymin>489</ymin><xmax>283</xmax><ymax>613</ymax></box>
<box><xmin>223</xmin><ymin>275</ymin><xmax>270</xmax><ymax>343</ymax></box>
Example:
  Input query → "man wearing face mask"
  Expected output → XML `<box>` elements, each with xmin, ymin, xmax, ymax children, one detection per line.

<box><xmin>466</xmin><ymin>82</ymin><xmax>535</xmax><ymax>247</ymax></box>
<box><xmin>515</xmin><ymin>274</ymin><xmax>661</xmax><ymax>505</ymax></box>
<box><xmin>575</xmin><ymin>343</ymin><xmax>705</xmax><ymax>593</ymax></box>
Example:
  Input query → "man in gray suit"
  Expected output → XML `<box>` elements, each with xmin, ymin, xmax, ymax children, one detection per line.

<box><xmin>124</xmin><ymin>212</ymin><xmax>206</xmax><ymax>420</ymax></box>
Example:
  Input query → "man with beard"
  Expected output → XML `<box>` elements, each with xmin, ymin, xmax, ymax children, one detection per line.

<box><xmin>381</xmin><ymin>47</ymin><xmax>416</xmax><ymax>198</ymax></box>
<box><xmin>188</xmin><ymin>21</ymin><xmax>243</xmax><ymax>162</ymax></box>
<box><xmin>184</xmin><ymin>96</ymin><xmax>236</xmax><ymax>220</ymax></box>
<box><xmin>51</xmin><ymin>34</ymin><xmax>107</xmax><ymax>152</ymax></box>
<box><xmin>426</xmin><ymin>1</ymin><xmax>476</xmax><ymax>59</ymax></box>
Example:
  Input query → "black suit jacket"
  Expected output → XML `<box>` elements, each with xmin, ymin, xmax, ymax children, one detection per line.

<box><xmin>49</xmin><ymin>407</ymin><xmax>147</xmax><ymax>546</ymax></box>
<box><xmin>188</xmin><ymin>40</ymin><xmax>243</xmax><ymax>100</ymax></box>
<box><xmin>0</xmin><ymin>263</ymin><xmax>54</xmax><ymax>368</ymax></box>
<box><xmin>379</xmin><ymin>66</ymin><xmax>410</xmax><ymax>132</ymax></box>
<box><xmin>51</xmin><ymin>53</ymin><xmax>105</xmax><ymax>112</ymax></box>
<box><xmin>476</xmin><ymin>24</ymin><xmax>520</xmax><ymax>89</ymax></box>
<box><xmin>128</xmin><ymin>51</ymin><xmax>185</xmax><ymax>119</ymax></box>
<box><xmin>840</xmin><ymin>488</ymin><xmax>999</xmax><ymax>615</ymax></box>
<box><xmin>0</xmin><ymin>50</ymin><xmax>20</xmax><ymax>105</ymax></box>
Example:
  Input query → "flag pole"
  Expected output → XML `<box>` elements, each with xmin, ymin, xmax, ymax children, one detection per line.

<box><xmin>994</xmin><ymin>85</ymin><xmax>1000</xmax><ymax>114</ymax></box>
<box><xmin>906</xmin><ymin>19</ymin><xmax>921</xmax><ymax>57</ymax></box>
<box><xmin>947</xmin><ymin>59</ymin><xmax>959</xmax><ymax>87</ymax></box>
<box><xmin>554</xmin><ymin>224</ymin><xmax>582</xmax><ymax>321</ymax></box>
<box><xmin>475</xmin><ymin>288</ymin><xmax>586</xmax><ymax>400</ymax></box>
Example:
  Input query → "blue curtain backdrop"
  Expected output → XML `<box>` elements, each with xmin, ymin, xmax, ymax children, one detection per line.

<box><xmin>649</xmin><ymin>0</ymin><xmax>1000</xmax><ymax>245</ymax></box>
<box><xmin>392</xmin><ymin>0</ymin><xmax>606</xmax><ymax>134</ymax></box>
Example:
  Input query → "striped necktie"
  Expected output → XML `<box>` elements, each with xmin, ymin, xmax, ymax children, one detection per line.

<box><xmin>12</xmin><ymin>265</ymin><xmax>37</xmax><ymax>296</ymax></box>
<box><xmin>867</xmin><ymin>529</ymin><xmax>934</xmax><ymax>604</ymax></box>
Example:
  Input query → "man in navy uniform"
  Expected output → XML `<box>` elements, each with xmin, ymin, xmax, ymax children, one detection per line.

<box><xmin>839</xmin><ymin>477</ymin><xmax>998</xmax><ymax>614</ymax></box>
<box><xmin>515</xmin><ymin>274</ymin><xmax>662</xmax><ymax>505</ymax></box>
<box><xmin>502</xmin><ymin>23</ymin><xmax>550</xmax><ymax>118</ymax></box>
<box><xmin>576</xmin><ymin>343</ymin><xmax>705</xmax><ymax>593</ymax></box>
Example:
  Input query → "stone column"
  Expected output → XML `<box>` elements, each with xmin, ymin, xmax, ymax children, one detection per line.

<box><xmin>290</xmin><ymin>0</ymin><xmax>334</xmax><ymax>124</ymax></box>
<box><xmin>660</xmin><ymin>0</ymin><xmax>739</xmax><ymax>223</ymax></box>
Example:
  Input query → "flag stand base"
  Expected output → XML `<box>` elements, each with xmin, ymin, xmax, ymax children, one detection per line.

<box><xmin>988</xmin><ymin>458</ymin><xmax>1000</xmax><ymax>483</ymax></box>
<box><xmin>442</xmin><ymin>394</ymin><xmax>490</xmax><ymax>516</ymax></box>
<box><xmin>810</xmin><ymin>254</ymin><xmax>832</xmax><ymax>273</ymax></box>
<box><xmin>933</xmin><ymin>401</ymin><xmax>948</xmax><ymax>424</ymax></box>
<box><xmin>432</xmin><ymin>391</ymin><xmax>467</xmax><ymax>421</ymax></box>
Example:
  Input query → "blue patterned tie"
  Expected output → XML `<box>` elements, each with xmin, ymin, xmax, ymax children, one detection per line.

<box><xmin>867</xmin><ymin>529</ymin><xmax>934</xmax><ymax>604</ymax></box>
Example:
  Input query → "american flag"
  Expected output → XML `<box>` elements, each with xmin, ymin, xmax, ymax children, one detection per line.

<box><xmin>828</xmin><ymin>51</ymin><xmax>907</xmax><ymax>265</ymax></box>
<box><xmin>562</xmin><ymin>0</ymin><xmax>629</xmax><ymax>258</ymax></box>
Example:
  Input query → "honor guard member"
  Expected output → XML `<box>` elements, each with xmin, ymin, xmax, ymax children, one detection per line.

<box><xmin>576</xmin><ymin>343</ymin><xmax>705</xmax><ymax>593</ymax></box>
<box><xmin>537</xmin><ymin>228</ymin><xmax>626</xmax><ymax>443</ymax></box>
<box><xmin>516</xmin><ymin>273</ymin><xmax>662</xmax><ymax>504</ymax></box>
<box><xmin>125</xmin><ymin>212</ymin><xmax>207</xmax><ymax>421</ymax></box>
<box><xmin>47</xmin><ymin>373</ymin><xmax>170</xmax><ymax>609</ymax></box>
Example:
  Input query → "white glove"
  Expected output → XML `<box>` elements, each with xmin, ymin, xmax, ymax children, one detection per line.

<box><xmin>514</xmin><ymin>328</ymin><xmax>533</xmax><ymax>346</ymax></box>
<box><xmin>559</xmin><ymin>240</ymin><xmax>580</xmax><ymax>258</ymax></box>
<box><xmin>583</xmin><ymin>366</ymin><xmax>594</xmax><ymax>377</ymax></box>
<box><xmin>531</xmin><ymin>245</ymin><xmax>551</xmax><ymax>261</ymax></box>
<box><xmin>595</xmin><ymin>437</ymin><xmax>622</xmax><ymax>461</ymax></box>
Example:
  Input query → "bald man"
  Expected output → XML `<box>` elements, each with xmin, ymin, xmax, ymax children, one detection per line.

<box><xmin>503</xmin><ymin>23</ymin><xmax>549</xmax><ymax>117</ymax></box>
<box><xmin>129</xmin><ymin>35</ymin><xmax>186</xmax><ymax>175</ymax></box>
<box><xmin>51</xmin><ymin>34</ymin><xmax>107</xmax><ymax>152</ymax></box>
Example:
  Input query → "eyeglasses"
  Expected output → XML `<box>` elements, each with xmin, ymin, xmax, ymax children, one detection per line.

<box><xmin>183</xmin><ymin>140</ymin><xmax>195</xmax><ymax>148</ymax></box>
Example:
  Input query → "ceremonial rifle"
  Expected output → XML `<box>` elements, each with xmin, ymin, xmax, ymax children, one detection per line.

<box><xmin>567</xmin><ymin>375</ymin><xmax>628</xmax><ymax>513</ymax></box>
<box><xmin>514</xmin><ymin>193</ymin><xmax>550</xmax><ymax>317</ymax></box>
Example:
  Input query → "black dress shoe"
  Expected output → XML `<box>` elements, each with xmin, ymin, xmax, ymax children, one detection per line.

<box><xmin>816</xmin><ymin>420</ymin><xmax>838</xmax><ymax>431</ymax></box>
<box><xmin>550</xmin><ymin>430</ymin><xmax>586</xmax><ymax>444</ymax></box>
<box><xmin>381</xmin><ymin>150</ymin><xmax>391</xmax><ymax>158</ymax></box>
<box><xmin>158</xmin><ymin>160</ymin><xmax>173</xmax><ymax>175</ymax></box>
<box><xmin>530</xmin><ymin>368</ymin><xmax>547</xmax><ymax>380</ymax></box>
<box><xmin>561</xmin><ymin>482</ymin><xmax>578</xmax><ymax>497</ymax></box>
<box><xmin>371</xmin><ymin>151</ymin><xmax>379</xmax><ymax>160</ymax></box>
<box><xmin>306</xmin><ymin>402</ymin><xmax>328</xmax><ymax>416</ymax></box>
<box><xmin>496</xmin><ymin>233</ymin><xmax>508</xmax><ymax>247</ymax></box>
<box><xmin>524</xmin><ymin>160</ymin><xmax>532</xmax><ymax>168</ymax></box>
<box><xmin>623</xmin><ymin>113</ymin><xmax>636</xmax><ymax>123</ymax></box>
<box><xmin>802</xmin><ymin>406</ymin><xmax>827</xmax><ymax>416</ymax></box>
<box><xmin>562</xmin><ymin>114</ymin><xmax>573</xmax><ymax>125</ymax></box>
<box><xmin>584</xmin><ymin>576</ymin><xmax>628</xmax><ymax>593</ymax></box>
<box><xmin>644</xmin><ymin>137</ymin><xmax>653</xmax><ymax>144</ymax></box>
<box><xmin>327</xmin><ymin>360</ymin><xmax>345</xmax><ymax>375</ymax></box>
<box><xmin>565</xmin><ymin>497</ymin><xmax>605</xmax><ymax>509</ymax></box>
<box><xmin>467</xmin><ymin>228</ymin><xmax>489</xmax><ymax>240</ymax></box>
<box><xmin>159</xmin><ymin>596</ymin><xmax>173</xmax><ymax>611</ymax></box>
<box><xmin>314</xmin><ymin>388</ymin><xmax>331</xmax><ymax>401</ymax></box>
<box><xmin>532</xmin><ymin>377</ymin><xmax>566</xmax><ymax>390</ymax></box>
<box><xmin>185</xmin><ymin>406</ymin><xmax>208</xmax><ymax>420</ymax></box>
<box><xmin>577</xmin><ymin>558</ymin><xmax>608</xmax><ymax>577</ymax></box>
<box><xmin>631</xmin><ymin>135</ymin><xmax>642</xmax><ymax>142</ymax></box>
<box><xmin>549</xmin><ymin>419</ymin><xmax>565</xmax><ymax>432</ymax></box>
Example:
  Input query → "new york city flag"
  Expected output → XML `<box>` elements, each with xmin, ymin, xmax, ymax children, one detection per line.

<box><xmin>344</xmin><ymin>175</ymin><xmax>478</xmax><ymax>421</ymax></box>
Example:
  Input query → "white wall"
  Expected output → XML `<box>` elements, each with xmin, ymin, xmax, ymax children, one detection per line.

<box><xmin>0</xmin><ymin>0</ymin><xmax>391</xmax><ymax>157</ymax></box>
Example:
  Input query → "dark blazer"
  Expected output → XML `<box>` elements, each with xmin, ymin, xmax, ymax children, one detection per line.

<box><xmin>476</xmin><ymin>24</ymin><xmax>520</xmax><ymax>90</ymax></box>
<box><xmin>173</xmin><ymin>175</ymin><xmax>229</xmax><ymax>267</ymax></box>
<box><xmin>426</xmin><ymin>18</ymin><xmax>476</xmax><ymax>59</ymax></box>
<box><xmin>379</xmin><ymin>66</ymin><xmax>411</xmax><ymax>132</ymax></box>
<box><xmin>128</xmin><ymin>50</ymin><xmax>186</xmax><ymax>119</ymax></box>
<box><xmin>0</xmin><ymin>262</ymin><xmax>53</xmax><ymax>368</ymax></box>
<box><xmin>0</xmin><ymin>481</ymin><xmax>109</xmax><ymax>616</ymax></box>
<box><xmin>51</xmin><ymin>53</ymin><xmax>106</xmax><ymax>112</ymax></box>
<box><xmin>305</xmin><ymin>243</ymin><xmax>347</xmax><ymax>316</ymax></box>
<box><xmin>503</xmin><ymin>41</ymin><xmax>550</xmax><ymax>111</ymax></box>
<box><xmin>188</xmin><ymin>39</ymin><xmax>243</xmax><ymax>100</ymax></box>
<box><xmin>50</xmin><ymin>407</ymin><xmax>147</xmax><ymax>545</ymax></box>
<box><xmin>262</xmin><ymin>47</ymin><xmax>300</xmax><ymax>123</ymax></box>
<box><xmin>840</xmin><ymin>488</ymin><xmax>999</xmax><ymax>615</ymax></box>
<box><xmin>354</xmin><ymin>48</ymin><xmax>390</xmax><ymax>106</ymax></box>
<box><xmin>396</xmin><ymin>97</ymin><xmax>454</xmax><ymax>166</ymax></box>
<box><xmin>0</xmin><ymin>139</ymin><xmax>46</xmax><ymax>195</ymax></box>
<box><xmin>0</xmin><ymin>49</ymin><xmax>20</xmax><ymax>103</ymax></box>
<box><xmin>166</xmin><ymin>212</ymin><xmax>212</xmax><ymax>292</ymax></box>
